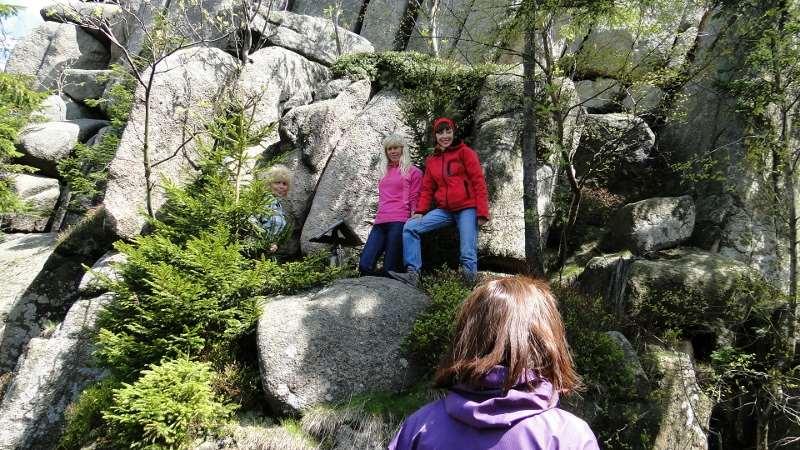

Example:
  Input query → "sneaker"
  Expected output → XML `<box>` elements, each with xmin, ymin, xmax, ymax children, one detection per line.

<box><xmin>388</xmin><ymin>270</ymin><xmax>420</xmax><ymax>288</ymax></box>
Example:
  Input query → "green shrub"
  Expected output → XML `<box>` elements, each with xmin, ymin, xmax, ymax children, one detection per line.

<box><xmin>96</xmin><ymin>228</ymin><xmax>349</xmax><ymax>377</ymax></box>
<box><xmin>555</xmin><ymin>286</ymin><xmax>634</xmax><ymax>395</ymax></box>
<box><xmin>58</xmin><ymin>66</ymin><xmax>135</xmax><ymax>210</ymax></box>
<box><xmin>402</xmin><ymin>269</ymin><xmax>471</xmax><ymax>373</ymax></box>
<box><xmin>86</xmin><ymin>67</ymin><xmax>136</xmax><ymax>129</ymax></box>
<box><xmin>256</xmin><ymin>251</ymin><xmax>353</xmax><ymax>294</ymax></box>
<box><xmin>94</xmin><ymin>104</ymin><xmax>350</xmax><ymax>378</ymax></box>
<box><xmin>154</xmin><ymin>164</ymin><xmax>284</xmax><ymax>253</ymax></box>
<box><xmin>332</xmin><ymin>52</ymin><xmax>498</xmax><ymax>158</ymax></box>
<box><xmin>59</xmin><ymin>378</ymin><xmax>120</xmax><ymax>450</ymax></box>
<box><xmin>79</xmin><ymin>101</ymin><xmax>353</xmax><ymax>448</ymax></box>
<box><xmin>103</xmin><ymin>358</ymin><xmax>234</xmax><ymax>450</ymax></box>
<box><xmin>0</xmin><ymin>72</ymin><xmax>47</xmax><ymax>214</ymax></box>
<box><xmin>211</xmin><ymin>361</ymin><xmax>263</xmax><ymax>411</ymax></box>
<box><xmin>555</xmin><ymin>285</ymin><xmax>651</xmax><ymax>449</ymax></box>
<box><xmin>632</xmin><ymin>275</ymin><xmax>774</xmax><ymax>340</ymax></box>
<box><xmin>697</xmin><ymin>277</ymin><xmax>798</xmax><ymax>449</ymax></box>
<box><xmin>95</xmin><ymin>226</ymin><xmax>264</xmax><ymax>377</ymax></box>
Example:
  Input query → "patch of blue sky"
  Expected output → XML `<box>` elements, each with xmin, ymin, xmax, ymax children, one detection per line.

<box><xmin>1</xmin><ymin>0</ymin><xmax>48</xmax><ymax>69</ymax></box>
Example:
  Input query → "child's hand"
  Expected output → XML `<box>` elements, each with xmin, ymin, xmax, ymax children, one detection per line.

<box><xmin>412</xmin><ymin>213</ymin><xmax>423</xmax><ymax>220</ymax></box>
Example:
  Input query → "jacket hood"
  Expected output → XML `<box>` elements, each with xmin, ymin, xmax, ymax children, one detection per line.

<box><xmin>444</xmin><ymin>366</ymin><xmax>558</xmax><ymax>430</ymax></box>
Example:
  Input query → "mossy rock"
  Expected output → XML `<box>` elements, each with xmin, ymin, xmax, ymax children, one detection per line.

<box><xmin>626</xmin><ymin>248</ymin><xmax>753</xmax><ymax>308</ymax></box>
<box><xmin>577</xmin><ymin>248</ymin><xmax>768</xmax><ymax>331</ymax></box>
<box><xmin>644</xmin><ymin>345</ymin><xmax>714</xmax><ymax>450</ymax></box>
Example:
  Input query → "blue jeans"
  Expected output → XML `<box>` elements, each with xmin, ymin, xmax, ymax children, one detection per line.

<box><xmin>359</xmin><ymin>221</ymin><xmax>405</xmax><ymax>276</ymax></box>
<box><xmin>403</xmin><ymin>208</ymin><xmax>478</xmax><ymax>275</ymax></box>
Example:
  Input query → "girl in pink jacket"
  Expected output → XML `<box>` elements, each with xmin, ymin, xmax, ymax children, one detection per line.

<box><xmin>358</xmin><ymin>134</ymin><xmax>423</xmax><ymax>276</ymax></box>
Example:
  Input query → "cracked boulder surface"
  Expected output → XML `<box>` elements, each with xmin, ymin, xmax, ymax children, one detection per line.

<box><xmin>257</xmin><ymin>277</ymin><xmax>428</xmax><ymax>415</ymax></box>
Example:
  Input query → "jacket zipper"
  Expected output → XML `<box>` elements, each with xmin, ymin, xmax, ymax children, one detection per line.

<box><xmin>442</xmin><ymin>151</ymin><xmax>448</xmax><ymax>209</ymax></box>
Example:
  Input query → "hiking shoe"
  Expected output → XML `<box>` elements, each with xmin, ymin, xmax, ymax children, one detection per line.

<box><xmin>460</xmin><ymin>269</ymin><xmax>478</xmax><ymax>286</ymax></box>
<box><xmin>388</xmin><ymin>270</ymin><xmax>420</xmax><ymax>288</ymax></box>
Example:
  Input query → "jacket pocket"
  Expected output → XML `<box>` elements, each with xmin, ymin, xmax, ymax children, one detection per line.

<box><xmin>447</xmin><ymin>160</ymin><xmax>465</xmax><ymax>176</ymax></box>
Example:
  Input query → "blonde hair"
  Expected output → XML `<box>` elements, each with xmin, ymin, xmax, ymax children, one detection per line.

<box><xmin>379</xmin><ymin>133</ymin><xmax>413</xmax><ymax>178</ymax></box>
<box><xmin>263</xmin><ymin>164</ymin><xmax>291</xmax><ymax>188</ymax></box>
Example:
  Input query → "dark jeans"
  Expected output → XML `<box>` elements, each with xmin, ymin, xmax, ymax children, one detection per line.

<box><xmin>359</xmin><ymin>221</ymin><xmax>405</xmax><ymax>276</ymax></box>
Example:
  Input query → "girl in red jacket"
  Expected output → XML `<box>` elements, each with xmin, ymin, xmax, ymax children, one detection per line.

<box><xmin>389</xmin><ymin>117</ymin><xmax>490</xmax><ymax>287</ymax></box>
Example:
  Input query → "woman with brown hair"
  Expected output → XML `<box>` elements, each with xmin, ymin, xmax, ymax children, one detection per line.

<box><xmin>389</xmin><ymin>276</ymin><xmax>598</xmax><ymax>450</ymax></box>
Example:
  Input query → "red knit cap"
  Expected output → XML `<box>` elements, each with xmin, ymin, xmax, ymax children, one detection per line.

<box><xmin>432</xmin><ymin>117</ymin><xmax>456</xmax><ymax>135</ymax></box>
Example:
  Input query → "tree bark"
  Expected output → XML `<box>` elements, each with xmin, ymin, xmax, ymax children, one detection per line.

<box><xmin>430</xmin><ymin>0</ymin><xmax>440</xmax><ymax>57</ymax></box>
<box><xmin>756</xmin><ymin>402</ymin><xmax>771</xmax><ymax>450</ymax></box>
<box><xmin>332</xmin><ymin>1</ymin><xmax>343</xmax><ymax>56</ymax></box>
<box><xmin>521</xmin><ymin>0</ymin><xmax>545</xmax><ymax>276</ymax></box>
<box><xmin>782</xmin><ymin>106</ymin><xmax>798</xmax><ymax>363</ymax></box>
<box><xmin>352</xmin><ymin>0</ymin><xmax>371</xmax><ymax>34</ymax></box>
<box><xmin>394</xmin><ymin>0</ymin><xmax>422</xmax><ymax>51</ymax></box>
<box><xmin>142</xmin><ymin>68</ymin><xmax>157</xmax><ymax>218</ymax></box>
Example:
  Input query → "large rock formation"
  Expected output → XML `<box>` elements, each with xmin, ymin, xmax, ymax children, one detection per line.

<box><xmin>0</xmin><ymin>3</ymin><xmax>790</xmax><ymax>448</ymax></box>
<box><xmin>603</xmin><ymin>196</ymin><xmax>696</xmax><ymax>254</ymax></box>
<box><xmin>300</xmin><ymin>90</ymin><xmax>409</xmax><ymax>253</ymax></box>
<box><xmin>575</xmin><ymin>78</ymin><xmax>623</xmax><ymax>112</ymax></box>
<box><xmin>0</xmin><ymin>237</ymin><xmax>96</xmax><ymax>372</ymax></box>
<box><xmin>576</xmin><ymin>113</ymin><xmax>656</xmax><ymax>183</ymax></box>
<box><xmin>0</xmin><ymin>175</ymin><xmax>60</xmax><ymax>233</ymax></box>
<box><xmin>473</xmin><ymin>117</ymin><xmax>559</xmax><ymax>262</ymax></box>
<box><xmin>288</xmin><ymin>0</ymin><xmax>364</xmax><ymax>33</ymax></box>
<box><xmin>279</xmin><ymin>79</ymin><xmax>372</xmax><ymax>240</ymax></box>
<box><xmin>257</xmin><ymin>277</ymin><xmax>428</xmax><ymax>414</ymax></box>
<box><xmin>405</xmin><ymin>0</ymin><xmax>513</xmax><ymax>65</ymax></box>
<box><xmin>0</xmin><ymin>294</ymin><xmax>111</xmax><ymax>450</ymax></box>
<box><xmin>571</xmin><ymin>1</ymin><xmax>704</xmax><ymax>78</ymax></box>
<box><xmin>104</xmin><ymin>47</ymin><xmax>239</xmax><ymax>239</ymax></box>
<box><xmin>254</xmin><ymin>10</ymin><xmax>375</xmax><ymax>66</ymax></box>
<box><xmin>648</xmin><ymin>346</ymin><xmax>714</xmax><ymax>450</ymax></box>
<box><xmin>605</xmin><ymin>331</ymin><xmax>649</xmax><ymax>396</ymax></box>
<box><xmin>77</xmin><ymin>250</ymin><xmax>126</xmax><ymax>297</ymax></box>
<box><xmin>359</xmin><ymin>0</ymin><xmax>407</xmax><ymax>51</ymax></box>
<box><xmin>578</xmin><ymin>248</ymin><xmax>759</xmax><ymax>319</ymax></box>
<box><xmin>0</xmin><ymin>234</ymin><xmax>60</xmax><ymax>353</ymax></box>
<box><xmin>238</xmin><ymin>46</ymin><xmax>330</xmax><ymax>136</ymax></box>
<box><xmin>18</xmin><ymin>119</ymin><xmax>109</xmax><ymax>177</ymax></box>
<box><xmin>33</xmin><ymin>95</ymin><xmax>67</xmax><ymax>122</ymax></box>
<box><xmin>61</xmin><ymin>68</ymin><xmax>112</xmax><ymax>102</ymax></box>
<box><xmin>5</xmin><ymin>22</ymin><xmax>109</xmax><ymax>90</ymax></box>
<box><xmin>659</xmin><ymin>8</ymin><xmax>789</xmax><ymax>289</ymax></box>
<box><xmin>40</xmin><ymin>0</ymin><xmax>129</xmax><ymax>55</ymax></box>
<box><xmin>622</xmin><ymin>83</ymin><xmax>666</xmax><ymax>114</ymax></box>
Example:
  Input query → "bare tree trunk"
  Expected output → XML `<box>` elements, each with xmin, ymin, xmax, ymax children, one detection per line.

<box><xmin>395</xmin><ymin>0</ymin><xmax>422</xmax><ymax>51</ymax></box>
<box><xmin>756</xmin><ymin>400</ymin><xmax>773</xmax><ymax>450</ymax></box>
<box><xmin>776</xmin><ymin>92</ymin><xmax>797</xmax><ymax>366</ymax></box>
<box><xmin>237</xmin><ymin>0</ymin><xmax>261</xmax><ymax>64</ymax></box>
<box><xmin>332</xmin><ymin>0</ymin><xmax>343</xmax><ymax>56</ymax></box>
<box><xmin>445</xmin><ymin>0</ymin><xmax>477</xmax><ymax>60</ymax></box>
<box><xmin>783</xmin><ymin>109</ymin><xmax>798</xmax><ymax>362</ymax></box>
<box><xmin>430</xmin><ymin>0</ymin><xmax>440</xmax><ymax>57</ymax></box>
<box><xmin>521</xmin><ymin>0</ymin><xmax>544</xmax><ymax>276</ymax></box>
<box><xmin>352</xmin><ymin>0</ymin><xmax>371</xmax><ymax>34</ymax></box>
<box><xmin>142</xmin><ymin>69</ymin><xmax>157</xmax><ymax>218</ymax></box>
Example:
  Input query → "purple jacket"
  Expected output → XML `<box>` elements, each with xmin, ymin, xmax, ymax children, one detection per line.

<box><xmin>388</xmin><ymin>367</ymin><xmax>599</xmax><ymax>450</ymax></box>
